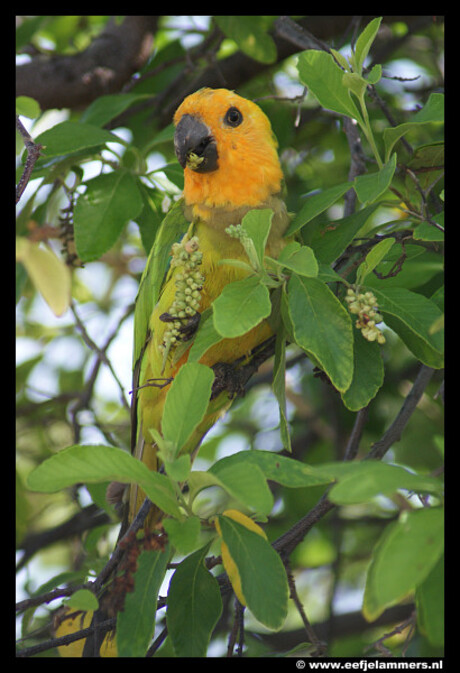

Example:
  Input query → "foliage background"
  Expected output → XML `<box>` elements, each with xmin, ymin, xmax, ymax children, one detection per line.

<box><xmin>16</xmin><ymin>16</ymin><xmax>444</xmax><ymax>658</ymax></box>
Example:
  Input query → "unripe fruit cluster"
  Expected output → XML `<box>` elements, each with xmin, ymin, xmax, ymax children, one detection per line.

<box><xmin>345</xmin><ymin>288</ymin><xmax>386</xmax><ymax>344</ymax></box>
<box><xmin>160</xmin><ymin>236</ymin><xmax>204</xmax><ymax>358</ymax></box>
<box><xmin>225</xmin><ymin>224</ymin><xmax>250</xmax><ymax>244</ymax></box>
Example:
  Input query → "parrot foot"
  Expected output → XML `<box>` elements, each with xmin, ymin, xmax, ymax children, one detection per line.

<box><xmin>159</xmin><ymin>311</ymin><xmax>201</xmax><ymax>342</ymax></box>
<box><xmin>211</xmin><ymin>362</ymin><xmax>247</xmax><ymax>400</ymax></box>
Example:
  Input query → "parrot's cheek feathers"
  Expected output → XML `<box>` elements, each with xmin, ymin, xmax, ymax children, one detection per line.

<box><xmin>174</xmin><ymin>113</ymin><xmax>219</xmax><ymax>173</ymax></box>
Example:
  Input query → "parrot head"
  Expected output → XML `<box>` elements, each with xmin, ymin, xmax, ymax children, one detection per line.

<box><xmin>173</xmin><ymin>88</ymin><xmax>283</xmax><ymax>219</ymax></box>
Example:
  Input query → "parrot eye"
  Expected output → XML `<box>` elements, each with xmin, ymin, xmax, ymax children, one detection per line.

<box><xmin>224</xmin><ymin>107</ymin><xmax>243</xmax><ymax>127</ymax></box>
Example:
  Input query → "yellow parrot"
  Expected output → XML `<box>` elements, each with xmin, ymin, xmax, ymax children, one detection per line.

<box><xmin>57</xmin><ymin>87</ymin><xmax>290</xmax><ymax>656</ymax></box>
<box><xmin>127</xmin><ymin>87</ymin><xmax>290</xmax><ymax>531</ymax></box>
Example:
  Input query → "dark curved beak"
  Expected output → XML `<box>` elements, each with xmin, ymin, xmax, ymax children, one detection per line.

<box><xmin>174</xmin><ymin>114</ymin><xmax>218</xmax><ymax>173</ymax></box>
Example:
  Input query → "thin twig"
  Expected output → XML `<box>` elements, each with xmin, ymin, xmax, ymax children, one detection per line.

<box><xmin>343</xmin><ymin>406</ymin><xmax>369</xmax><ymax>461</ymax></box>
<box><xmin>16</xmin><ymin>115</ymin><xmax>43</xmax><ymax>204</ymax></box>
<box><xmin>92</xmin><ymin>496</ymin><xmax>153</xmax><ymax>594</ymax></box>
<box><xmin>70</xmin><ymin>301</ymin><xmax>131</xmax><ymax>420</ymax></box>
<box><xmin>16</xmin><ymin>617</ymin><xmax>115</xmax><ymax>657</ymax></box>
<box><xmin>227</xmin><ymin>599</ymin><xmax>245</xmax><ymax>657</ymax></box>
<box><xmin>285</xmin><ymin>561</ymin><xmax>326</xmax><ymax>656</ymax></box>
<box><xmin>367</xmin><ymin>365</ymin><xmax>435</xmax><ymax>460</ymax></box>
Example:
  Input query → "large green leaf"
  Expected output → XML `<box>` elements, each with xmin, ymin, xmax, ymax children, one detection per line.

<box><xmin>316</xmin><ymin>461</ymin><xmax>444</xmax><ymax>504</ymax></box>
<box><xmin>353</xmin><ymin>17</ymin><xmax>382</xmax><ymax>74</ymax></box>
<box><xmin>117</xmin><ymin>547</ymin><xmax>170</xmax><ymax>657</ymax></box>
<box><xmin>81</xmin><ymin>93</ymin><xmax>152</xmax><ymax>127</ymax></box>
<box><xmin>212</xmin><ymin>275</ymin><xmax>271</xmax><ymax>338</ymax></box>
<box><xmin>74</xmin><ymin>170</ymin><xmax>143</xmax><ymax>261</ymax></box>
<box><xmin>26</xmin><ymin>444</ymin><xmax>181</xmax><ymax>517</ymax></box>
<box><xmin>416</xmin><ymin>554</ymin><xmax>444</xmax><ymax>647</ymax></box>
<box><xmin>209</xmin><ymin>451</ymin><xmax>334</xmax><ymax>489</ymax></box>
<box><xmin>285</xmin><ymin>274</ymin><xmax>354</xmax><ymax>392</ymax></box>
<box><xmin>217</xmin><ymin>515</ymin><xmax>288</xmax><ymax>630</ymax></box>
<box><xmin>209</xmin><ymin>460</ymin><xmax>274</xmax><ymax>516</ymax></box>
<box><xmin>167</xmin><ymin>545</ymin><xmax>223</xmax><ymax>657</ymax></box>
<box><xmin>161</xmin><ymin>362</ymin><xmax>214</xmax><ymax>456</ymax></box>
<box><xmin>371</xmin><ymin>286</ymin><xmax>444</xmax><ymax>368</ymax></box>
<box><xmin>35</xmin><ymin>120</ymin><xmax>122</xmax><ymax>158</ymax></box>
<box><xmin>297</xmin><ymin>50</ymin><xmax>363</xmax><ymax>121</ymax></box>
<box><xmin>363</xmin><ymin>507</ymin><xmax>444</xmax><ymax>621</ymax></box>
<box><xmin>240</xmin><ymin>208</ymin><xmax>273</xmax><ymax>269</ymax></box>
<box><xmin>354</xmin><ymin>153</ymin><xmax>397</xmax><ymax>204</ymax></box>
<box><xmin>310</xmin><ymin>203</ymin><xmax>380</xmax><ymax>265</ymax></box>
<box><xmin>383</xmin><ymin>93</ymin><xmax>444</xmax><ymax>161</ymax></box>
<box><xmin>341</xmin><ymin>331</ymin><xmax>384</xmax><ymax>411</ymax></box>
<box><xmin>285</xmin><ymin>182</ymin><xmax>351</xmax><ymax>237</ymax></box>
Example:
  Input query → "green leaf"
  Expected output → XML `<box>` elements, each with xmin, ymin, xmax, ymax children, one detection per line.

<box><xmin>342</xmin><ymin>72</ymin><xmax>368</xmax><ymax>99</ymax></box>
<box><xmin>365</xmin><ymin>244</ymin><xmax>443</xmax><ymax>291</ymax></box>
<box><xmin>162</xmin><ymin>516</ymin><xmax>202</xmax><ymax>555</ymax></box>
<box><xmin>16</xmin><ymin>237</ymin><xmax>71</xmax><ymax>317</ymax></box>
<box><xmin>16</xmin><ymin>95</ymin><xmax>41</xmax><ymax>119</ymax></box>
<box><xmin>212</xmin><ymin>275</ymin><xmax>271</xmax><ymax>338</ymax></box>
<box><xmin>383</xmin><ymin>93</ymin><xmax>444</xmax><ymax>162</ymax></box>
<box><xmin>311</xmin><ymin>203</ymin><xmax>380</xmax><ymax>265</ymax></box>
<box><xmin>330</xmin><ymin>48</ymin><xmax>351</xmax><ymax>72</ymax></box>
<box><xmin>297</xmin><ymin>50</ymin><xmax>363</xmax><ymax>122</ymax></box>
<box><xmin>35</xmin><ymin>121</ymin><xmax>122</xmax><ymax>158</ymax></box>
<box><xmin>286</xmin><ymin>274</ymin><xmax>354</xmax><ymax>392</ymax></box>
<box><xmin>161</xmin><ymin>362</ymin><xmax>214</xmax><ymax>456</ymax></box>
<box><xmin>363</xmin><ymin>507</ymin><xmax>444</xmax><ymax>621</ymax></box>
<box><xmin>416</xmin><ymin>554</ymin><xmax>444</xmax><ymax>647</ymax></box>
<box><xmin>209</xmin><ymin>451</ymin><xmax>333</xmax><ymax>490</ymax></box>
<box><xmin>209</xmin><ymin>460</ymin><xmax>274</xmax><ymax>516</ymax></box>
<box><xmin>26</xmin><ymin>444</ymin><xmax>181</xmax><ymax>518</ymax></box>
<box><xmin>163</xmin><ymin>454</ymin><xmax>191</xmax><ymax>481</ymax></box>
<box><xmin>273</xmin><ymin>242</ymin><xmax>318</xmax><ymax>278</ymax></box>
<box><xmin>187</xmin><ymin>310</ymin><xmax>224</xmax><ymax>363</ymax></box>
<box><xmin>217</xmin><ymin>515</ymin><xmax>288</xmax><ymax>630</ymax></box>
<box><xmin>371</xmin><ymin>287</ymin><xmax>444</xmax><ymax>368</ymax></box>
<box><xmin>272</xmin><ymin>329</ymin><xmax>291</xmax><ymax>451</ymax></box>
<box><xmin>354</xmin><ymin>17</ymin><xmax>382</xmax><ymax>74</ymax></box>
<box><xmin>320</xmin><ymin>462</ymin><xmax>443</xmax><ymax>505</ymax></box>
<box><xmin>356</xmin><ymin>237</ymin><xmax>396</xmax><ymax>285</ymax></box>
<box><xmin>354</xmin><ymin>153</ymin><xmax>397</xmax><ymax>204</ymax></box>
<box><xmin>412</xmin><ymin>92</ymin><xmax>445</xmax><ymax>123</ymax></box>
<box><xmin>117</xmin><ymin>547</ymin><xmax>170</xmax><ymax>657</ymax></box>
<box><xmin>367</xmin><ymin>63</ymin><xmax>382</xmax><ymax>85</ymax></box>
<box><xmin>214</xmin><ymin>16</ymin><xmax>277</xmax><ymax>64</ymax></box>
<box><xmin>413</xmin><ymin>218</ymin><xmax>444</xmax><ymax>242</ymax></box>
<box><xmin>341</xmin><ymin>331</ymin><xmax>384</xmax><ymax>411</ymax></box>
<box><xmin>81</xmin><ymin>93</ymin><xmax>152</xmax><ymax>127</ymax></box>
<box><xmin>286</xmin><ymin>182</ymin><xmax>351</xmax><ymax>237</ymax></box>
<box><xmin>65</xmin><ymin>589</ymin><xmax>99</xmax><ymax>612</ymax></box>
<box><xmin>167</xmin><ymin>545</ymin><xmax>223</xmax><ymax>657</ymax></box>
<box><xmin>240</xmin><ymin>208</ymin><xmax>273</xmax><ymax>268</ymax></box>
<box><xmin>74</xmin><ymin>170</ymin><xmax>143</xmax><ymax>261</ymax></box>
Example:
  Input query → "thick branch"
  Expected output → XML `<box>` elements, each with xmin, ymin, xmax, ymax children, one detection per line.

<box><xmin>16</xmin><ymin>16</ymin><xmax>158</xmax><ymax>110</ymax></box>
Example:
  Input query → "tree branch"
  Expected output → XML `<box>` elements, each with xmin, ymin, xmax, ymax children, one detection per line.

<box><xmin>16</xmin><ymin>16</ymin><xmax>158</xmax><ymax>110</ymax></box>
<box><xmin>272</xmin><ymin>363</ymin><xmax>436</xmax><ymax>559</ymax></box>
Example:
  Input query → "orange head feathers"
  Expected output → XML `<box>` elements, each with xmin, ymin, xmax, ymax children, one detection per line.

<box><xmin>173</xmin><ymin>88</ymin><xmax>283</xmax><ymax>220</ymax></box>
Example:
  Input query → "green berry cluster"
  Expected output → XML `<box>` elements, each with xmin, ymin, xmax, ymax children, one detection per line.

<box><xmin>345</xmin><ymin>288</ymin><xmax>386</xmax><ymax>345</ymax></box>
<box><xmin>225</xmin><ymin>224</ymin><xmax>250</xmax><ymax>243</ymax></box>
<box><xmin>160</xmin><ymin>236</ymin><xmax>204</xmax><ymax>358</ymax></box>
